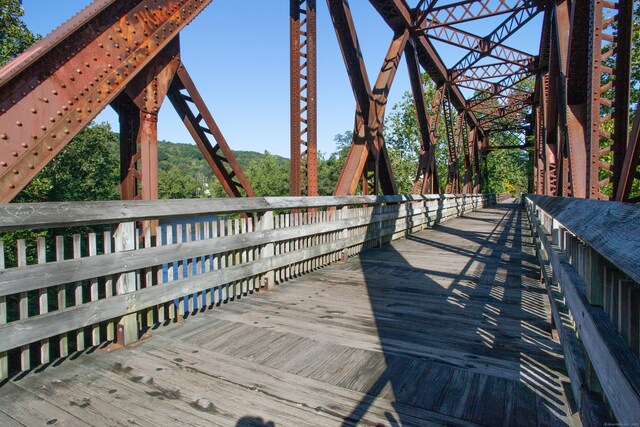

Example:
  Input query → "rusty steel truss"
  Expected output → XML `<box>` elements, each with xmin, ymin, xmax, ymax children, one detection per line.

<box><xmin>0</xmin><ymin>0</ymin><xmax>638</xmax><ymax>203</ymax></box>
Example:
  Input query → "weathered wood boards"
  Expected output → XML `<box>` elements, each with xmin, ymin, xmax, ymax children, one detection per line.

<box><xmin>526</xmin><ymin>195</ymin><xmax>640</xmax><ymax>424</ymax></box>
<box><xmin>0</xmin><ymin>200</ymin><xmax>574</xmax><ymax>426</ymax></box>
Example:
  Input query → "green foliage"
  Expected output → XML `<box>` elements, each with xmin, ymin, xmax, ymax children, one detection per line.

<box><xmin>159</xmin><ymin>166</ymin><xmax>205</xmax><ymax>199</ymax></box>
<box><xmin>0</xmin><ymin>0</ymin><xmax>39</xmax><ymax>66</ymax></box>
<box><xmin>485</xmin><ymin>146</ymin><xmax>530</xmax><ymax>195</ymax></box>
<box><xmin>244</xmin><ymin>151</ymin><xmax>290</xmax><ymax>197</ymax></box>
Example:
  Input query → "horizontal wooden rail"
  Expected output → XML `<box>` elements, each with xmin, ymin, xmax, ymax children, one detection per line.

<box><xmin>525</xmin><ymin>195</ymin><xmax>640</xmax><ymax>425</ymax></box>
<box><xmin>0</xmin><ymin>194</ymin><xmax>496</xmax><ymax>380</ymax></box>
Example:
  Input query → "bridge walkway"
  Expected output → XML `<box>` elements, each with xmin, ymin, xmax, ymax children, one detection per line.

<box><xmin>0</xmin><ymin>200</ymin><xmax>578</xmax><ymax>426</ymax></box>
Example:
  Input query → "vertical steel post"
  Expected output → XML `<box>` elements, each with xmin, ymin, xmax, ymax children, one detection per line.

<box><xmin>290</xmin><ymin>0</ymin><xmax>318</xmax><ymax>196</ymax></box>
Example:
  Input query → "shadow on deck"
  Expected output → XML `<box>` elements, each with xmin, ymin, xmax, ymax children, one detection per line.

<box><xmin>0</xmin><ymin>200</ymin><xmax>578</xmax><ymax>426</ymax></box>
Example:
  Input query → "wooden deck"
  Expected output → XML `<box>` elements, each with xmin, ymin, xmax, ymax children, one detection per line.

<box><xmin>0</xmin><ymin>200</ymin><xmax>579</xmax><ymax>426</ymax></box>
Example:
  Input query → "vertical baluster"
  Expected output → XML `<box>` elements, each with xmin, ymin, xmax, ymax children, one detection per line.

<box><xmin>56</xmin><ymin>236</ymin><xmax>68</xmax><ymax>357</ymax></box>
<box><xmin>220</xmin><ymin>220</ymin><xmax>229</xmax><ymax>302</ymax></box>
<box><xmin>285</xmin><ymin>212</ymin><xmax>291</xmax><ymax>280</ymax></box>
<box><xmin>227</xmin><ymin>219</ymin><xmax>235</xmax><ymax>299</ymax></box>
<box><xmin>630</xmin><ymin>287</ymin><xmax>640</xmax><ymax>356</ymax></box>
<box><xmin>246</xmin><ymin>218</ymin><xmax>256</xmax><ymax>291</ymax></box>
<box><xmin>240</xmin><ymin>218</ymin><xmax>248</xmax><ymax>295</ymax></box>
<box><xmin>212</xmin><ymin>220</ymin><xmax>221</xmax><ymax>304</ymax></box>
<box><xmin>144</xmin><ymin>227</ymin><xmax>154</xmax><ymax>328</ymax></box>
<box><xmin>17</xmin><ymin>239</ymin><xmax>30</xmax><ymax>371</ymax></box>
<box><xmin>176</xmin><ymin>224</ymin><xmax>185</xmax><ymax>317</ymax></box>
<box><xmin>186</xmin><ymin>223</ymin><xmax>194</xmax><ymax>314</ymax></box>
<box><xmin>155</xmin><ymin>225</ymin><xmax>166</xmax><ymax>324</ymax></box>
<box><xmin>103</xmin><ymin>231</ymin><xmax>115</xmax><ymax>341</ymax></box>
<box><xmin>0</xmin><ymin>241</ymin><xmax>7</xmax><ymax>380</ymax></box>
<box><xmin>203</xmin><ymin>222</ymin><xmax>212</xmax><ymax>307</ymax></box>
<box><xmin>87</xmin><ymin>233</ymin><xmax>100</xmax><ymax>346</ymax></box>
<box><xmin>73</xmin><ymin>235</ymin><xmax>84</xmax><ymax>351</ymax></box>
<box><xmin>619</xmin><ymin>278</ymin><xmax>632</xmax><ymax>345</ymax></box>
<box><xmin>234</xmin><ymin>219</ymin><xmax>241</xmax><ymax>297</ymax></box>
<box><xmin>194</xmin><ymin>222</ymin><xmax>204</xmax><ymax>310</ymax></box>
<box><xmin>36</xmin><ymin>237</ymin><xmax>49</xmax><ymax>364</ymax></box>
<box><xmin>166</xmin><ymin>225</ymin><xmax>176</xmax><ymax>321</ymax></box>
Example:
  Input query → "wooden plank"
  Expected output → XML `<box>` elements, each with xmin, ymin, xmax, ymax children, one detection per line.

<box><xmin>0</xmin><ymin>382</ymin><xmax>87</xmax><ymax>426</ymax></box>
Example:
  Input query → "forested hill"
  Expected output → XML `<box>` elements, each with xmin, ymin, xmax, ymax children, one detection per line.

<box><xmin>105</xmin><ymin>134</ymin><xmax>289</xmax><ymax>178</ymax></box>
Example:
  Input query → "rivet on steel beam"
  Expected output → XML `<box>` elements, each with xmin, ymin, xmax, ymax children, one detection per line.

<box><xmin>14</xmin><ymin>170</ymin><xmax>19</xmax><ymax>174</ymax></box>
<box><xmin>31</xmin><ymin>134</ymin><xmax>37</xmax><ymax>139</ymax></box>
<box><xmin>30</xmin><ymin>108</ymin><xmax>37</xmax><ymax>113</ymax></box>
<box><xmin>16</xmin><ymin>121</ymin><xmax>22</xmax><ymax>126</ymax></box>
<box><xmin>9</xmin><ymin>184</ymin><xmax>15</xmax><ymax>188</ymax></box>
<box><xmin>21</xmin><ymin>143</ymin><xmax>28</xmax><ymax>148</ymax></box>
<box><xmin>47</xmin><ymin>146</ymin><xmax>52</xmax><ymax>151</ymax></box>
<box><xmin>64</xmin><ymin>129</ymin><xmax>69</xmax><ymax>134</ymax></box>
<box><xmin>57</xmin><ymin>111</ymin><xmax>63</xmax><ymax>116</ymax></box>
<box><xmin>0</xmin><ymin>162</ymin><xmax>7</xmax><ymax>167</ymax></box>
<box><xmin>76</xmin><ymin>69</ymin><xmax>82</xmax><ymax>74</ymax></box>
<box><xmin>50</xmin><ymin>117</ymin><xmax>55</xmax><ymax>122</ymax></box>
<box><xmin>40</xmin><ymin>126</ymin><xmax>46</xmax><ymax>131</ymax></box>
<box><xmin>99</xmin><ymin>43</ymin><xmax>103</xmax><ymax>48</ymax></box>
<box><xmin>0</xmin><ymin>134</ymin><xmax>7</xmax><ymax>140</ymax></box>
<box><xmin>11</xmin><ymin>151</ymin><xmax>18</xmax><ymax>157</ymax></box>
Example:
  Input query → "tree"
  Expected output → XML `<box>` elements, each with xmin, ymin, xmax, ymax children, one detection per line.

<box><xmin>244</xmin><ymin>151</ymin><xmax>290</xmax><ymax>197</ymax></box>
<box><xmin>159</xmin><ymin>166</ymin><xmax>205</xmax><ymax>199</ymax></box>
<box><xmin>0</xmin><ymin>0</ymin><xmax>39</xmax><ymax>66</ymax></box>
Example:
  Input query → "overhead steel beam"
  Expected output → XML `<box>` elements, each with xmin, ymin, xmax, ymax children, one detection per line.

<box><xmin>451</xmin><ymin>6</ymin><xmax>541</xmax><ymax>78</ymax></box>
<box><xmin>427</xmin><ymin>25</ymin><xmax>534</xmax><ymax>67</ymax></box>
<box><xmin>0</xmin><ymin>0</ymin><xmax>212</xmax><ymax>202</ymax></box>
<box><xmin>368</xmin><ymin>0</ymin><xmax>481</xmax><ymax>130</ymax></box>
<box><xmin>416</xmin><ymin>0</ymin><xmax>532</xmax><ymax>30</ymax></box>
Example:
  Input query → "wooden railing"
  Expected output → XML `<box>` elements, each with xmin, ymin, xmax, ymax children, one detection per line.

<box><xmin>524</xmin><ymin>195</ymin><xmax>640</xmax><ymax>425</ymax></box>
<box><xmin>0</xmin><ymin>193</ymin><xmax>496</xmax><ymax>380</ymax></box>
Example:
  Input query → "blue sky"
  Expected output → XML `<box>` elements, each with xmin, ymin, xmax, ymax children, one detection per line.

<box><xmin>21</xmin><ymin>1</ymin><xmax>541</xmax><ymax>158</ymax></box>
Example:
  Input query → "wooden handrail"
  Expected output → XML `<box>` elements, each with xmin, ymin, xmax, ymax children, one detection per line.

<box><xmin>0</xmin><ymin>194</ymin><xmax>470</xmax><ymax>231</ymax></box>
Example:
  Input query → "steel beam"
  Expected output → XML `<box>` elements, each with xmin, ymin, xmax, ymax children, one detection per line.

<box><xmin>616</xmin><ymin>98</ymin><xmax>640</xmax><ymax>202</ymax></box>
<box><xmin>0</xmin><ymin>0</ymin><xmax>212</xmax><ymax>202</ymax></box>
<box><xmin>328</xmin><ymin>0</ymin><xmax>406</xmax><ymax>196</ymax></box>
<box><xmin>406</xmin><ymin>38</ymin><xmax>438</xmax><ymax>194</ymax></box>
<box><xmin>290</xmin><ymin>0</ymin><xmax>318</xmax><ymax>196</ymax></box>
<box><xmin>167</xmin><ymin>65</ymin><xmax>255</xmax><ymax>198</ymax></box>
<box><xmin>417</xmin><ymin>0</ymin><xmax>531</xmax><ymax>30</ymax></box>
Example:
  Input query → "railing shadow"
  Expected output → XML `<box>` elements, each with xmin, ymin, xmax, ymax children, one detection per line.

<box><xmin>342</xmin><ymin>199</ymin><xmax>572</xmax><ymax>425</ymax></box>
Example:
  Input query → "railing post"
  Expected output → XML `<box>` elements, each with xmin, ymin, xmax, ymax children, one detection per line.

<box><xmin>584</xmin><ymin>246</ymin><xmax>605</xmax><ymax>306</ymax></box>
<box><xmin>551</xmin><ymin>218</ymin><xmax>561</xmax><ymax>246</ymax></box>
<box><xmin>258</xmin><ymin>211</ymin><xmax>275</xmax><ymax>291</ymax></box>
<box><xmin>114</xmin><ymin>221</ymin><xmax>139</xmax><ymax>346</ymax></box>
<box><xmin>339</xmin><ymin>206</ymin><xmax>349</xmax><ymax>262</ymax></box>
